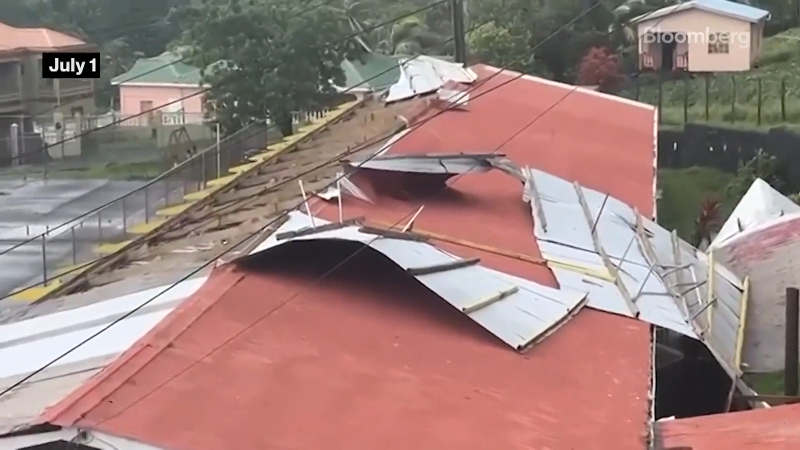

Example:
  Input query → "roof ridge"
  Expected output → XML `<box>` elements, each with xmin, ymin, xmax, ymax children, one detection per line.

<box><xmin>38</xmin><ymin>266</ymin><xmax>246</xmax><ymax>426</ymax></box>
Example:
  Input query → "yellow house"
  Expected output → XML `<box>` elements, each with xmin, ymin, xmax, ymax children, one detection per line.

<box><xmin>632</xmin><ymin>0</ymin><xmax>770</xmax><ymax>72</ymax></box>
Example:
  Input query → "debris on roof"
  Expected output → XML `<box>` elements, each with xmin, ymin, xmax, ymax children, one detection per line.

<box><xmin>347</xmin><ymin>153</ymin><xmax>505</xmax><ymax>175</ymax></box>
<box><xmin>522</xmin><ymin>167</ymin><xmax>751</xmax><ymax>382</ymax></box>
<box><xmin>524</xmin><ymin>167</ymin><xmax>696</xmax><ymax>336</ymax></box>
<box><xmin>253</xmin><ymin>211</ymin><xmax>588</xmax><ymax>350</ymax></box>
<box><xmin>712</xmin><ymin>178</ymin><xmax>800</xmax><ymax>248</ymax></box>
<box><xmin>385</xmin><ymin>56</ymin><xmax>477</xmax><ymax>103</ymax></box>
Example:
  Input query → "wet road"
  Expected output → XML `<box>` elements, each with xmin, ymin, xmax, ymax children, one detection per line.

<box><xmin>0</xmin><ymin>178</ymin><xmax>166</xmax><ymax>298</ymax></box>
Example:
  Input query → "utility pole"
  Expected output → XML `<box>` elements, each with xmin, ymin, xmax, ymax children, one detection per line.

<box><xmin>451</xmin><ymin>0</ymin><xmax>467</xmax><ymax>64</ymax></box>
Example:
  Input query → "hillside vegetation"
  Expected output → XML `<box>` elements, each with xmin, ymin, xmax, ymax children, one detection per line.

<box><xmin>623</xmin><ymin>28</ymin><xmax>800</xmax><ymax>127</ymax></box>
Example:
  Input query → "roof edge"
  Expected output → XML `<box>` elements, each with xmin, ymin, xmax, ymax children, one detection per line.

<box><xmin>38</xmin><ymin>266</ymin><xmax>245</xmax><ymax>427</ymax></box>
<box><xmin>631</xmin><ymin>1</ymin><xmax>769</xmax><ymax>24</ymax></box>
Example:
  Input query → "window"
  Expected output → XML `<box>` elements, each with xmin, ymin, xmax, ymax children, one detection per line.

<box><xmin>708</xmin><ymin>32</ymin><xmax>730</xmax><ymax>54</ymax></box>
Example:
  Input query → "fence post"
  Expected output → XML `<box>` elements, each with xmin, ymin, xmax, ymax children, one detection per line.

<box><xmin>144</xmin><ymin>185</ymin><xmax>150</xmax><ymax>223</ymax></box>
<box><xmin>704</xmin><ymin>75</ymin><xmax>710</xmax><ymax>121</ymax></box>
<box><xmin>41</xmin><ymin>234</ymin><xmax>47</xmax><ymax>286</ymax></box>
<box><xmin>683</xmin><ymin>78</ymin><xmax>689</xmax><ymax>123</ymax></box>
<box><xmin>757</xmin><ymin>78</ymin><xmax>762</xmax><ymax>126</ymax></box>
<box><xmin>71</xmin><ymin>226</ymin><xmax>77</xmax><ymax>265</ymax></box>
<box><xmin>730</xmin><ymin>76</ymin><xmax>736</xmax><ymax>123</ymax></box>
<box><xmin>216</xmin><ymin>122</ymin><xmax>222</xmax><ymax>179</ymax></box>
<box><xmin>97</xmin><ymin>208</ymin><xmax>103</xmax><ymax>240</ymax></box>
<box><xmin>781</xmin><ymin>78</ymin><xmax>787</xmax><ymax>122</ymax></box>
<box><xmin>785</xmin><ymin>287</ymin><xmax>799</xmax><ymax>397</ymax></box>
<box><xmin>657</xmin><ymin>76</ymin><xmax>663</xmax><ymax>123</ymax></box>
<box><xmin>121</xmin><ymin>196</ymin><xmax>127</xmax><ymax>233</ymax></box>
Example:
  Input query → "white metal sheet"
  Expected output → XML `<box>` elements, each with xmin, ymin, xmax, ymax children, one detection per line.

<box><xmin>251</xmin><ymin>211</ymin><xmax>586</xmax><ymax>350</ymax></box>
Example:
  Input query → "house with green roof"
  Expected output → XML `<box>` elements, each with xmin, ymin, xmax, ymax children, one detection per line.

<box><xmin>111</xmin><ymin>51</ymin><xmax>207</xmax><ymax>125</ymax></box>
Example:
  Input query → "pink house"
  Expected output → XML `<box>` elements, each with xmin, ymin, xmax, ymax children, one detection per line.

<box><xmin>632</xmin><ymin>0</ymin><xmax>770</xmax><ymax>72</ymax></box>
<box><xmin>111</xmin><ymin>51</ymin><xmax>208</xmax><ymax>126</ymax></box>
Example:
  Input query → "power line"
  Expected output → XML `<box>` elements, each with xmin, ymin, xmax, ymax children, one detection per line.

<box><xmin>0</xmin><ymin>0</ymin><xmax>457</xmax><ymax>300</ymax></box>
<box><xmin>20</xmin><ymin>0</ymin><xmax>340</xmax><ymax>122</ymax></box>
<box><xmin>0</xmin><ymin>0</ymin><xmax>604</xmax><ymax>403</ymax></box>
<box><xmin>0</xmin><ymin>0</ymin><xmax>451</xmax><ymax>259</ymax></box>
<box><xmin>9</xmin><ymin>0</ymin><xmax>450</xmax><ymax>165</ymax></box>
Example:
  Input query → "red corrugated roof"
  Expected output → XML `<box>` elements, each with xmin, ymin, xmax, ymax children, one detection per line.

<box><xmin>40</xmin><ymin>65</ymin><xmax>659</xmax><ymax>449</ymax></box>
<box><xmin>656</xmin><ymin>404</ymin><xmax>800</xmax><ymax>449</ymax></box>
<box><xmin>0</xmin><ymin>22</ymin><xmax>87</xmax><ymax>54</ymax></box>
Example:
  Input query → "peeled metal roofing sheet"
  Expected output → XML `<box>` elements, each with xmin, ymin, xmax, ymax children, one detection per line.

<box><xmin>252</xmin><ymin>211</ymin><xmax>587</xmax><ymax>350</ymax></box>
<box><xmin>349</xmin><ymin>154</ymin><xmax>501</xmax><ymax>174</ymax></box>
<box><xmin>523</xmin><ymin>168</ymin><xmax>749</xmax><ymax>377</ymax></box>
<box><xmin>385</xmin><ymin>56</ymin><xmax>476</xmax><ymax>103</ymax></box>
<box><xmin>525</xmin><ymin>168</ymin><xmax>696</xmax><ymax>337</ymax></box>
<box><xmin>0</xmin><ymin>277</ymin><xmax>207</xmax><ymax>380</ymax></box>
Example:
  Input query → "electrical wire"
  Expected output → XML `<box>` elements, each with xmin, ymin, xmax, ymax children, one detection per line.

<box><xmin>24</xmin><ymin>0</ymin><xmax>341</xmax><ymax>119</ymax></box>
<box><xmin>0</xmin><ymin>0</ymin><xmax>604</xmax><ymax>405</ymax></box>
<box><xmin>12</xmin><ymin>0</ymin><xmax>447</xmax><ymax>149</ymax></box>
<box><xmin>0</xmin><ymin>10</ymin><xmax>514</xmax><ymax>300</ymax></box>
<box><xmin>0</xmin><ymin>0</ymin><xmax>451</xmax><ymax>259</ymax></box>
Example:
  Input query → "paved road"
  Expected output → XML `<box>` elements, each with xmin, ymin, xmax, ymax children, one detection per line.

<box><xmin>0</xmin><ymin>178</ymin><xmax>167</xmax><ymax>298</ymax></box>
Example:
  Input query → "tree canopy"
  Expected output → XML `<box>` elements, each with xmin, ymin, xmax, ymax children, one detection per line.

<box><xmin>174</xmin><ymin>0</ymin><xmax>356</xmax><ymax>135</ymax></box>
<box><xmin>1</xmin><ymin>0</ymin><xmax>710</xmax><ymax>131</ymax></box>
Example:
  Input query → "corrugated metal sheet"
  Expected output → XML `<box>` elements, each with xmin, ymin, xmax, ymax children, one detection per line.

<box><xmin>385</xmin><ymin>56</ymin><xmax>477</xmax><ymax>103</ymax></box>
<box><xmin>252</xmin><ymin>211</ymin><xmax>588</xmax><ymax>350</ymax></box>
<box><xmin>0</xmin><ymin>276</ymin><xmax>206</xmax><ymax>434</ymax></box>
<box><xmin>349</xmin><ymin>154</ymin><xmax>503</xmax><ymax>174</ymax></box>
<box><xmin>524</xmin><ymin>168</ymin><xmax>749</xmax><ymax>377</ymax></box>
<box><xmin>525</xmin><ymin>168</ymin><xmax>696</xmax><ymax>336</ymax></box>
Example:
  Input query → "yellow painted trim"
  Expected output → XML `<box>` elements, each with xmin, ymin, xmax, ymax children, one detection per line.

<box><xmin>156</xmin><ymin>202</ymin><xmax>194</xmax><ymax>217</ymax></box>
<box><xmin>547</xmin><ymin>258</ymin><xmax>614</xmax><ymax>282</ymax></box>
<box><xmin>184</xmin><ymin>188</ymin><xmax>218</xmax><ymax>201</ymax></box>
<box><xmin>207</xmin><ymin>175</ymin><xmax>236</xmax><ymax>187</ymax></box>
<box><xmin>10</xmin><ymin>278</ymin><xmax>63</xmax><ymax>301</ymax></box>
<box><xmin>248</xmin><ymin>148</ymin><xmax>282</xmax><ymax>163</ymax></box>
<box><xmin>228</xmin><ymin>162</ymin><xmax>257</xmax><ymax>174</ymax></box>
<box><xmin>707</xmin><ymin>250</ymin><xmax>716</xmax><ymax>333</ymax></box>
<box><xmin>128</xmin><ymin>219</ymin><xmax>166</xmax><ymax>235</ymax></box>
<box><xmin>734</xmin><ymin>276</ymin><xmax>750</xmax><ymax>370</ymax></box>
<box><xmin>54</xmin><ymin>262</ymin><xmax>93</xmax><ymax>276</ymax></box>
<box><xmin>93</xmin><ymin>241</ymin><xmax>133</xmax><ymax>255</ymax></box>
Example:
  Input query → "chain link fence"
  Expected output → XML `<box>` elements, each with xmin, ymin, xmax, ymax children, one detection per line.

<box><xmin>0</xmin><ymin>121</ymin><xmax>276</xmax><ymax>298</ymax></box>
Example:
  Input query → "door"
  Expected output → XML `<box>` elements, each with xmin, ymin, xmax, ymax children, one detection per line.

<box><xmin>140</xmin><ymin>100</ymin><xmax>154</xmax><ymax>126</ymax></box>
<box><xmin>661</xmin><ymin>34</ymin><xmax>676</xmax><ymax>71</ymax></box>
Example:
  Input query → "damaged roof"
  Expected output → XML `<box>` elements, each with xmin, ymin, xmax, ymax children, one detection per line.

<box><xmin>31</xmin><ymin>65</ymin><xmax>670</xmax><ymax>449</ymax></box>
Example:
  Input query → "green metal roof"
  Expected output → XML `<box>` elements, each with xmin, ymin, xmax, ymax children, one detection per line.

<box><xmin>340</xmin><ymin>52</ymin><xmax>401</xmax><ymax>92</ymax></box>
<box><xmin>111</xmin><ymin>51</ymin><xmax>203</xmax><ymax>86</ymax></box>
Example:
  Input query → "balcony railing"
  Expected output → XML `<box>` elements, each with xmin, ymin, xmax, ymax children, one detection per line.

<box><xmin>675</xmin><ymin>53</ymin><xmax>688</xmax><ymax>70</ymax></box>
<box><xmin>641</xmin><ymin>53</ymin><xmax>655</xmax><ymax>70</ymax></box>
<box><xmin>39</xmin><ymin>79</ymin><xmax>93</xmax><ymax>98</ymax></box>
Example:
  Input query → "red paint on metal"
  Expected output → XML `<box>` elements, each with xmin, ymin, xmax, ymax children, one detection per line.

<box><xmin>42</xmin><ymin>66</ymin><xmax>659</xmax><ymax>449</ymax></box>
<box><xmin>724</xmin><ymin>216</ymin><xmax>800</xmax><ymax>264</ymax></box>
<box><xmin>47</xmin><ymin>252</ymin><xmax>650</xmax><ymax>450</ymax></box>
<box><xmin>657</xmin><ymin>404</ymin><xmax>800</xmax><ymax>449</ymax></box>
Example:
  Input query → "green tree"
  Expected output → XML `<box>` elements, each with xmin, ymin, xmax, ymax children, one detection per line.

<box><xmin>467</xmin><ymin>21</ymin><xmax>532</xmax><ymax>71</ymax></box>
<box><xmin>177</xmin><ymin>0</ymin><xmax>355</xmax><ymax>136</ymax></box>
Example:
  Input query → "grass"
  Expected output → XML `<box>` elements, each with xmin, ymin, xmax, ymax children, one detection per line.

<box><xmin>657</xmin><ymin>166</ymin><xmax>737</xmax><ymax>241</ymax></box>
<box><xmin>745</xmin><ymin>370</ymin><xmax>800</xmax><ymax>395</ymax></box>
<box><xmin>621</xmin><ymin>28</ymin><xmax>800</xmax><ymax>128</ymax></box>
